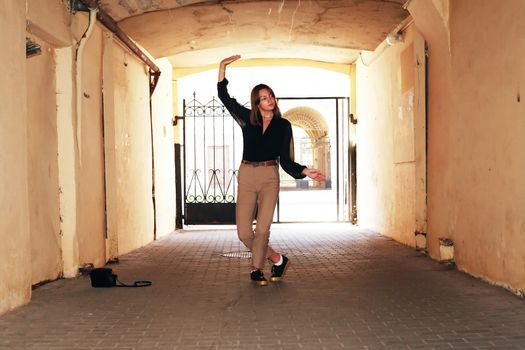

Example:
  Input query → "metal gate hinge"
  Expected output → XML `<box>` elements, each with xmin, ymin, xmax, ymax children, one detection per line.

<box><xmin>173</xmin><ymin>116</ymin><xmax>184</xmax><ymax>126</ymax></box>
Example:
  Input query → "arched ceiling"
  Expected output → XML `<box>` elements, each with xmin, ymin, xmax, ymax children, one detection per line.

<box><xmin>97</xmin><ymin>0</ymin><xmax>410</xmax><ymax>68</ymax></box>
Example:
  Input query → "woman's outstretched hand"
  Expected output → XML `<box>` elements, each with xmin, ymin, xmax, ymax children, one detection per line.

<box><xmin>221</xmin><ymin>55</ymin><xmax>241</xmax><ymax>66</ymax></box>
<box><xmin>218</xmin><ymin>55</ymin><xmax>241</xmax><ymax>81</ymax></box>
<box><xmin>302</xmin><ymin>168</ymin><xmax>326</xmax><ymax>182</ymax></box>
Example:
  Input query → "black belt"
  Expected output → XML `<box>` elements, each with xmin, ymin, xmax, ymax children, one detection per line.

<box><xmin>241</xmin><ymin>160</ymin><xmax>278</xmax><ymax>167</ymax></box>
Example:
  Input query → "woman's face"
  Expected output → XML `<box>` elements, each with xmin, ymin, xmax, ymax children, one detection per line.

<box><xmin>257</xmin><ymin>88</ymin><xmax>275</xmax><ymax>113</ymax></box>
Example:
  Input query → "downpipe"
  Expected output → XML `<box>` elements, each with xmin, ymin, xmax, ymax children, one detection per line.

<box><xmin>75</xmin><ymin>6</ymin><xmax>98</xmax><ymax>166</ymax></box>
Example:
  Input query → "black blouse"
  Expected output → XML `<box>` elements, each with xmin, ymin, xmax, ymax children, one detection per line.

<box><xmin>217</xmin><ymin>78</ymin><xmax>306</xmax><ymax>179</ymax></box>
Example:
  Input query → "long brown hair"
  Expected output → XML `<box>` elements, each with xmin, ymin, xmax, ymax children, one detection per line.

<box><xmin>249</xmin><ymin>84</ymin><xmax>281</xmax><ymax>126</ymax></box>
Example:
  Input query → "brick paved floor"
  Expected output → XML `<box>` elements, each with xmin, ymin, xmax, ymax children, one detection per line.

<box><xmin>1</xmin><ymin>223</ymin><xmax>525</xmax><ymax>350</ymax></box>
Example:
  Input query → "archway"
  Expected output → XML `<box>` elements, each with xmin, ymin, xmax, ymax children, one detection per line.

<box><xmin>277</xmin><ymin>96</ymin><xmax>350</xmax><ymax>222</ymax></box>
<box><xmin>282</xmin><ymin>106</ymin><xmax>330</xmax><ymax>189</ymax></box>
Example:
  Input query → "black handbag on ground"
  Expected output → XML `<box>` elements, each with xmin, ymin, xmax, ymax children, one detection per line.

<box><xmin>90</xmin><ymin>267</ymin><xmax>152</xmax><ymax>288</ymax></box>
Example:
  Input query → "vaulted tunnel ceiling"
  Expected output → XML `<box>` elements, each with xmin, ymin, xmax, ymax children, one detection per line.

<box><xmin>97</xmin><ymin>0</ymin><xmax>410</xmax><ymax>68</ymax></box>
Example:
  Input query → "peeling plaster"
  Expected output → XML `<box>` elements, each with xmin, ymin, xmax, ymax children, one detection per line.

<box><xmin>108</xmin><ymin>0</ymin><xmax>409</xmax><ymax>66</ymax></box>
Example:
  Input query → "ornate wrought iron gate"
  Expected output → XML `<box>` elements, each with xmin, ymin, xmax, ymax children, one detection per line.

<box><xmin>181</xmin><ymin>94</ymin><xmax>243</xmax><ymax>224</ymax></box>
<box><xmin>178</xmin><ymin>94</ymin><xmax>355</xmax><ymax>225</ymax></box>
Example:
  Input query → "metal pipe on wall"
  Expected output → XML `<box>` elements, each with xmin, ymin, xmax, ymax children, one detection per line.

<box><xmin>75</xmin><ymin>7</ymin><xmax>98</xmax><ymax>166</ymax></box>
<box><xmin>77</xmin><ymin>0</ymin><xmax>161</xmax><ymax>95</ymax></box>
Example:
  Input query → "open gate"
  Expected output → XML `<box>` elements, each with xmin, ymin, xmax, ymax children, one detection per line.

<box><xmin>177</xmin><ymin>94</ymin><xmax>355</xmax><ymax>225</ymax></box>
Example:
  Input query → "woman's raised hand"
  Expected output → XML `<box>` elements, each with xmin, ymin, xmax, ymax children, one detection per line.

<box><xmin>220</xmin><ymin>55</ymin><xmax>241</xmax><ymax>66</ymax></box>
<box><xmin>218</xmin><ymin>55</ymin><xmax>241</xmax><ymax>81</ymax></box>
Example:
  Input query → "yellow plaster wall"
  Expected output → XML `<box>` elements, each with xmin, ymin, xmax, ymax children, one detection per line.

<box><xmin>1</xmin><ymin>1</ymin><xmax>173</xmax><ymax>315</ymax></box>
<box><xmin>408</xmin><ymin>0</ymin><xmax>452</xmax><ymax>258</ymax></box>
<box><xmin>409</xmin><ymin>0</ymin><xmax>525</xmax><ymax>293</ymax></box>
<box><xmin>26</xmin><ymin>0</ymin><xmax>81</xmax><ymax>279</ymax></box>
<box><xmin>102</xmin><ymin>33</ymin><xmax>119</xmax><ymax>262</ymax></box>
<box><xmin>56</xmin><ymin>45</ymin><xmax>79</xmax><ymax>278</ymax></box>
<box><xmin>0</xmin><ymin>0</ymin><xmax>31</xmax><ymax>315</ymax></box>
<box><xmin>349</xmin><ymin>64</ymin><xmax>357</xmax><ymax>118</ymax></box>
<box><xmin>356</xmin><ymin>25</ymin><xmax>427</xmax><ymax>247</ymax></box>
<box><xmin>26</xmin><ymin>38</ymin><xmax>62</xmax><ymax>284</ymax></box>
<box><xmin>151</xmin><ymin>58</ymin><xmax>176</xmax><ymax>238</ymax></box>
<box><xmin>27</xmin><ymin>0</ymin><xmax>71</xmax><ymax>47</ymax></box>
<box><xmin>71</xmin><ymin>16</ymin><xmax>107</xmax><ymax>267</ymax></box>
<box><xmin>103</xmin><ymin>37</ymin><xmax>154</xmax><ymax>255</ymax></box>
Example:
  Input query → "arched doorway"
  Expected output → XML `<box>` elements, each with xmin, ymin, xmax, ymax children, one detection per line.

<box><xmin>179</xmin><ymin>95</ymin><xmax>352</xmax><ymax>224</ymax></box>
<box><xmin>282</xmin><ymin>106</ymin><xmax>331</xmax><ymax>189</ymax></box>
<box><xmin>276</xmin><ymin>97</ymin><xmax>351</xmax><ymax>222</ymax></box>
<box><xmin>177</xmin><ymin>66</ymin><xmax>353</xmax><ymax>224</ymax></box>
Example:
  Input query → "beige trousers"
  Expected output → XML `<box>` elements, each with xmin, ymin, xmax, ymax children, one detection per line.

<box><xmin>236</xmin><ymin>163</ymin><xmax>279</xmax><ymax>269</ymax></box>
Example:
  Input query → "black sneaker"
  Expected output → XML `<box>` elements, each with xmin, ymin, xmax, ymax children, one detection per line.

<box><xmin>270</xmin><ymin>255</ymin><xmax>290</xmax><ymax>282</ymax></box>
<box><xmin>250</xmin><ymin>269</ymin><xmax>268</xmax><ymax>286</ymax></box>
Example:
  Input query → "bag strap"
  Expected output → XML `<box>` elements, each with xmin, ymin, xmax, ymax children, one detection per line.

<box><xmin>115</xmin><ymin>278</ymin><xmax>152</xmax><ymax>288</ymax></box>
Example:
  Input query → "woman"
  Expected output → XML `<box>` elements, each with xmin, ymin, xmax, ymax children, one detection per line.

<box><xmin>218</xmin><ymin>55</ymin><xmax>325</xmax><ymax>286</ymax></box>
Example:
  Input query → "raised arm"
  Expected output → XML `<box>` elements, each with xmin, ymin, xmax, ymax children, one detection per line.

<box><xmin>217</xmin><ymin>55</ymin><xmax>250</xmax><ymax>126</ymax></box>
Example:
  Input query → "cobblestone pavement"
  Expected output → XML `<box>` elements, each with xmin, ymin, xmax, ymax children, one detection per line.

<box><xmin>1</xmin><ymin>224</ymin><xmax>525</xmax><ymax>350</ymax></box>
